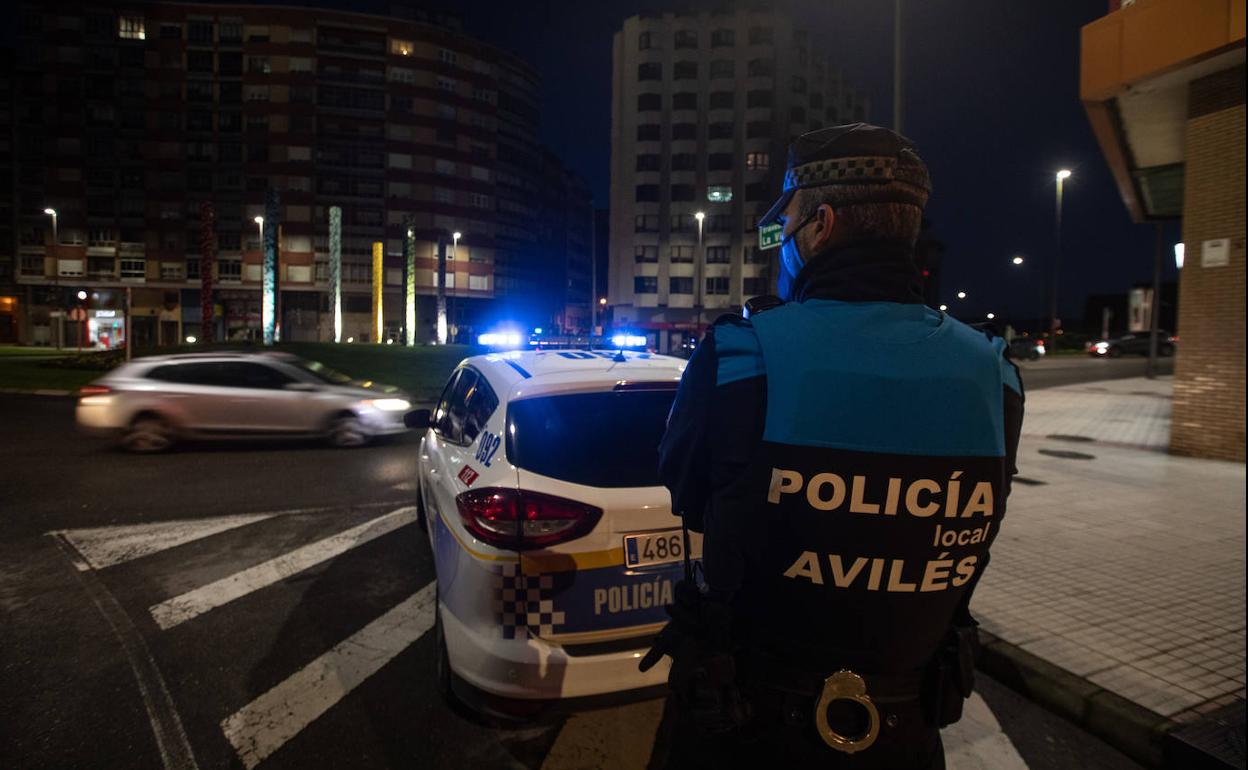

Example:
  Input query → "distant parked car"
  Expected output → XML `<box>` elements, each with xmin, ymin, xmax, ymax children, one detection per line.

<box><xmin>1088</xmin><ymin>332</ymin><xmax>1176</xmax><ymax>358</ymax></box>
<box><xmin>76</xmin><ymin>352</ymin><xmax>411</xmax><ymax>452</ymax></box>
<box><xmin>1008</xmin><ymin>336</ymin><xmax>1046</xmax><ymax>361</ymax></box>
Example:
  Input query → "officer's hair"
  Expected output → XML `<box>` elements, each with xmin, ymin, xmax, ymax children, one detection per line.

<box><xmin>796</xmin><ymin>183</ymin><xmax>926</xmax><ymax>245</ymax></box>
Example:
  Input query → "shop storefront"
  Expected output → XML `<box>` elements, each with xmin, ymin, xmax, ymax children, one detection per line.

<box><xmin>88</xmin><ymin>308</ymin><xmax>126</xmax><ymax>349</ymax></box>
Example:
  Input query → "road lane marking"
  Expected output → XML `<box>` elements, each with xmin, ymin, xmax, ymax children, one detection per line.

<box><xmin>52</xmin><ymin>534</ymin><xmax>201</xmax><ymax>770</ymax></box>
<box><xmin>149</xmin><ymin>506</ymin><xmax>418</xmax><ymax>630</ymax></box>
<box><xmin>51</xmin><ymin>513</ymin><xmax>277</xmax><ymax>571</ymax></box>
<box><xmin>220</xmin><ymin>581</ymin><xmax>437</xmax><ymax>769</ymax></box>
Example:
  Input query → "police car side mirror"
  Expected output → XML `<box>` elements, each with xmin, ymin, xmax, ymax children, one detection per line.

<box><xmin>404</xmin><ymin>409</ymin><xmax>432</xmax><ymax>430</ymax></box>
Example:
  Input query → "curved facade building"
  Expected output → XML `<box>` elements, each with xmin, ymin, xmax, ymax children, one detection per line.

<box><xmin>8</xmin><ymin>2</ymin><xmax>559</xmax><ymax>345</ymax></box>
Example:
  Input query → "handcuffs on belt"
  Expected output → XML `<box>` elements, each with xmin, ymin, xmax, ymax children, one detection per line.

<box><xmin>814</xmin><ymin>670</ymin><xmax>881</xmax><ymax>754</ymax></box>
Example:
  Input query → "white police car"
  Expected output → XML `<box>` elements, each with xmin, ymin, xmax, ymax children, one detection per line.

<box><xmin>411</xmin><ymin>348</ymin><xmax>697</xmax><ymax>718</ymax></box>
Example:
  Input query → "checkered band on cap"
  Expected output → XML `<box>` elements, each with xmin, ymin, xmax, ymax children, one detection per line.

<box><xmin>784</xmin><ymin>155</ymin><xmax>898</xmax><ymax>190</ymax></box>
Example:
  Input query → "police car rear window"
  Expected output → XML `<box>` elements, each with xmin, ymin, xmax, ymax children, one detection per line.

<box><xmin>506</xmin><ymin>390</ymin><xmax>675</xmax><ymax>488</ymax></box>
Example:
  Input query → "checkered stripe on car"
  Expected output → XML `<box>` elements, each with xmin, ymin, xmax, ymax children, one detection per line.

<box><xmin>495</xmin><ymin>563</ymin><xmax>565</xmax><ymax>640</ymax></box>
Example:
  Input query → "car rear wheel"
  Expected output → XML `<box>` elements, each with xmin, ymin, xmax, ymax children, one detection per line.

<box><xmin>327</xmin><ymin>413</ymin><xmax>368</xmax><ymax>448</ymax></box>
<box><xmin>123</xmin><ymin>414</ymin><xmax>174</xmax><ymax>453</ymax></box>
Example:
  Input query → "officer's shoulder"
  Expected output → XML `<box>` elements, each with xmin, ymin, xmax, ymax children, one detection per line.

<box><xmin>708</xmin><ymin>313</ymin><xmax>764</xmax><ymax>385</ymax></box>
<box><xmin>952</xmin><ymin>318</ymin><xmax>1023</xmax><ymax>394</ymax></box>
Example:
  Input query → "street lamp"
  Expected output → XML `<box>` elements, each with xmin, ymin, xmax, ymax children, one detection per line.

<box><xmin>939</xmin><ymin>304</ymin><xmax>948</xmax><ymax>311</ymax></box>
<box><xmin>1051</xmin><ymin>169</ymin><xmax>1072</xmax><ymax>337</ymax></box>
<box><xmin>44</xmin><ymin>208</ymin><xmax>61</xmax><ymax>347</ymax></box>
<box><xmin>986</xmin><ymin>312</ymin><xmax>995</xmax><ymax>320</ymax></box>
<box><xmin>1012</xmin><ymin>255</ymin><xmax>1024</xmax><ymax>266</ymax></box>
<box><xmin>43</xmin><ymin>208</ymin><xmax>58</xmax><ymax>248</ymax></box>
<box><xmin>450</xmin><ymin>231</ymin><xmax>461</xmax><ymax>342</ymax></box>
<box><xmin>694</xmin><ymin>212</ymin><xmax>706</xmax><ymax>327</ymax></box>
<box><xmin>956</xmin><ymin>291</ymin><xmax>967</xmax><ymax>300</ymax></box>
<box><xmin>254</xmin><ymin>215</ymin><xmax>264</xmax><ymax>247</ymax></box>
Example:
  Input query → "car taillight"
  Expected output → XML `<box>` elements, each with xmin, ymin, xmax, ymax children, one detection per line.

<box><xmin>78</xmin><ymin>385</ymin><xmax>112</xmax><ymax>398</ymax></box>
<box><xmin>456</xmin><ymin>488</ymin><xmax>602</xmax><ymax>551</ymax></box>
<box><xmin>1035</xmin><ymin>340</ymin><xmax>1045</xmax><ymax>348</ymax></box>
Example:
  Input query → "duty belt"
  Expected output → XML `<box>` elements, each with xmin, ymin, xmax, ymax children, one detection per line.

<box><xmin>738</xmin><ymin>651</ymin><xmax>925</xmax><ymax>754</ymax></box>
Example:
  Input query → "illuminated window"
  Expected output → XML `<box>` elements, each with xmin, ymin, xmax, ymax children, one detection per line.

<box><xmin>391</xmin><ymin>38</ymin><xmax>414</xmax><ymax>56</ymax></box>
<box><xmin>746</xmin><ymin>152</ymin><xmax>769</xmax><ymax>171</ymax></box>
<box><xmin>439</xmin><ymin>48</ymin><xmax>457</xmax><ymax>65</ymax></box>
<box><xmin>707</xmin><ymin>185</ymin><xmax>733</xmax><ymax>203</ymax></box>
<box><xmin>118</xmin><ymin>14</ymin><xmax>145</xmax><ymax>40</ymax></box>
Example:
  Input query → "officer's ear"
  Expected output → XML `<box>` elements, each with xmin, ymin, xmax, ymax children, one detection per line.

<box><xmin>810</xmin><ymin>203</ymin><xmax>837</xmax><ymax>249</ymax></box>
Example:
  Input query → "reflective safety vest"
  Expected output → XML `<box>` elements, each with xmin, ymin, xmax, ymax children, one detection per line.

<box><xmin>713</xmin><ymin>299</ymin><xmax>1022</xmax><ymax>675</ymax></box>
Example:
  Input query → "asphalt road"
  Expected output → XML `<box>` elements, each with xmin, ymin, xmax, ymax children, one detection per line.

<box><xmin>1013</xmin><ymin>353</ymin><xmax>1172</xmax><ymax>391</ymax></box>
<box><xmin>0</xmin><ymin>355</ymin><xmax>1154</xmax><ymax>770</ymax></box>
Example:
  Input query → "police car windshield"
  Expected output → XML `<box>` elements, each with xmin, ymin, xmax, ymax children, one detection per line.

<box><xmin>507</xmin><ymin>390</ymin><xmax>675</xmax><ymax>488</ymax></box>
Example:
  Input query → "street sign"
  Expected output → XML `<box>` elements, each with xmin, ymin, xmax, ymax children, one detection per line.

<box><xmin>758</xmin><ymin>223</ymin><xmax>783</xmax><ymax>251</ymax></box>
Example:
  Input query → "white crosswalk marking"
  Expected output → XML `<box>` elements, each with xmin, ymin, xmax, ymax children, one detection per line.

<box><xmin>149</xmin><ymin>507</ymin><xmax>418</xmax><ymax>630</ymax></box>
<box><xmin>51</xmin><ymin>513</ymin><xmax>278</xmax><ymax>570</ymax></box>
<box><xmin>221</xmin><ymin>581</ymin><xmax>438</xmax><ymax>769</ymax></box>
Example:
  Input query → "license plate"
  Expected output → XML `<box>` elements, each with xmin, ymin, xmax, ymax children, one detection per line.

<box><xmin>624</xmin><ymin>529</ymin><xmax>701</xmax><ymax>569</ymax></box>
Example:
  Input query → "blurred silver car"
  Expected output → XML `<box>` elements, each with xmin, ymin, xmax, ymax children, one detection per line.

<box><xmin>76</xmin><ymin>352</ymin><xmax>411</xmax><ymax>452</ymax></box>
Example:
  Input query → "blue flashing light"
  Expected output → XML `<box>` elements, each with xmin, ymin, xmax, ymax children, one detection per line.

<box><xmin>610</xmin><ymin>333</ymin><xmax>647</xmax><ymax>348</ymax></box>
<box><xmin>478</xmin><ymin>332</ymin><xmax>524</xmax><ymax>347</ymax></box>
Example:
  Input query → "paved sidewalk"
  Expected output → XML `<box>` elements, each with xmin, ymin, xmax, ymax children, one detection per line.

<box><xmin>973</xmin><ymin>376</ymin><xmax>1246</xmax><ymax>765</ymax></box>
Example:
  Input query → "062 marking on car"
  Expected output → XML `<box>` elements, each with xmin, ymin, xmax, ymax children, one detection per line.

<box><xmin>457</xmin><ymin>465</ymin><xmax>480</xmax><ymax>486</ymax></box>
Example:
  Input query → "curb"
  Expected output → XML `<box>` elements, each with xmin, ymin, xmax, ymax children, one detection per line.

<box><xmin>0</xmin><ymin>387</ymin><xmax>73</xmax><ymax>397</ymax></box>
<box><xmin>977</xmin><ymin>629</ymin><xmax>1175</xmax><ymax>769</ymax></box>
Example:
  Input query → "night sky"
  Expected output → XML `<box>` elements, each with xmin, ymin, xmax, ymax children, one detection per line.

<box><xmin>457</xmin><ymin>0</ymin><xmax>1181</xmax><ymax>329</ymax></box>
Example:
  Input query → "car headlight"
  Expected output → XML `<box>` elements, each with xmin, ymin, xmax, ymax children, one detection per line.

<box><xmin>362</xmin><ymin>398</ymin><xmax>411</xmax><ymax>412</ymax></box>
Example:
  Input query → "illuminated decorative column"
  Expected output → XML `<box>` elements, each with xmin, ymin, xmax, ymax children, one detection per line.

<box><xmin>372</xmin><ymin>241</ymin><xmax>384</xmax><ymax>343</ymax></box>
<box><xmin>262</xmin><ymin>189</ymin><xmax>280</xmax><ymax>345</ymax></box>
<box><xmin>329</xmin><ymin>206</ymin><xmax>342</xmax><ymax>342</ymax></box>
<box><xmin>199</xmin><ymin>200</ymin><xmax>216</xmax><ymax>343</ymax></box>
<box><xmin>435</xmin><ymin>236</ymin><xmax>448</xmax><ymax>345</ymax></box>
<box><xmin>405</xmin><ymin>218</ymin><xmax>417</xmax><ymax>346</ymax></box>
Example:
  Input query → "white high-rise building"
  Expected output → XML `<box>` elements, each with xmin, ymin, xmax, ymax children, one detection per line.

<box><xmin>608</xmin><ymin>8</ymin><xmax>868</xmax><ymax>353</ymax></box>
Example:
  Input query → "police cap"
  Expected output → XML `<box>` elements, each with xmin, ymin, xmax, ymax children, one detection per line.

<box><xmin>757</xmin><ymin>123</ymin><xmax>931</xmax><ymax>228</ymax></box>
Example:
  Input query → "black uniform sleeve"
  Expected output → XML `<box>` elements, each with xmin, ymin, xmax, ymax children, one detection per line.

<box><xmin>658</xmin><ymin>330</ymin><xmax>719</xmax><ymax>532</ymax></box>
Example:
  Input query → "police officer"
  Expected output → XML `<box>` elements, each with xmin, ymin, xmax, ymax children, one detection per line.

<box><xmin>644</xmin><ymin>124</ymin><xmax>1025</xmax><ymax>769</ymax></box>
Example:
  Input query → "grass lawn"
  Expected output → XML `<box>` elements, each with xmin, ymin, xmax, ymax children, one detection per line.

<box><xmin>0</xmin><ymin>341</ymin><xmax>481</xmax><ymax>401</ymax></box>
<box><xmin>0</xmin><ymin>345</ymin><xmax>76</xmax><ymax>358</ymax></box>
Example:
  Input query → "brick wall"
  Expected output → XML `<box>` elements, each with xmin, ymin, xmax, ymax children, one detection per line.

<box><xmin>1171</xmin><ymin>65</ymin><xmax>1245</xmax><ymax>462</ymax></box>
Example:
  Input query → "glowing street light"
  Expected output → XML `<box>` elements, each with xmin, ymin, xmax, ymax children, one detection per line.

<box><xmin>939</xmin><ymin>304</ymin><xmax>948</xmax><ymax>311</ymax></box>
<box><xmin>43</xmin><ymin>207</ymin><xmax>58</xmax><ymax>252</ymax></box>
<box><xmin>1051</xmin><ymin>169</ymin><xmax>1073</xmax><ymax>336</ymax></box>
<box><xmin>1012</xmin><ymin>255</ymin><xmax>1024</xmax><ymax>266</ymax></box>
<box><xmin>986</xmin><ymin>312</ymin><xmax>996</xmax><ymax>320</ymax></box>
<box><xmin>599</xmin><ymin>297</ymin><xmax>607</xmax><ymax>306</ymax></box>
<box><xmin>957</xmin><ymin>291</ymin><xmax>967</xmax><ymax>300</ymax></box>
<box><xmin>77</xmin><ymin>290</ymin><xmax>87</xmax><ymax>301</ymax></box>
